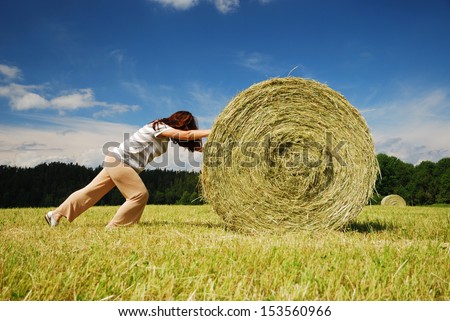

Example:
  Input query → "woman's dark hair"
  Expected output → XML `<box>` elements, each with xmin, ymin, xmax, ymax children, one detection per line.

<box><xmin>152</xmin><ymin>111</ymin><xmax>201</xmax><ymax>152</ymax></box>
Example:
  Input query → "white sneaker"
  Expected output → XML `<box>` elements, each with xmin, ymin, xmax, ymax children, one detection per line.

<box><xmin>45</xmin><ymin>211</ymin><xmax>59</xmax><ymax>227</ymax></box>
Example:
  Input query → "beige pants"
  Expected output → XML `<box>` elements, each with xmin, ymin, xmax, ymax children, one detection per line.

<box><xmin>53</xmin><ymin>155</ymin><xmax>149</xmax><ymax>227</ymax></box>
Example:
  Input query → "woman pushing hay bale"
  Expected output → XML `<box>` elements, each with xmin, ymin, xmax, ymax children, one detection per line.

<box><xmin>202</xmin><ymin>77</ymin><xmax>379</xmax><ymax>233</ymax></box>
<box><xmin>381</xmin><ymin>194</ymin><xmax>407</xmax><ymax>207</ymax></box>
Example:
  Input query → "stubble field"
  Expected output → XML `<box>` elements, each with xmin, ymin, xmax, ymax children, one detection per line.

<box><xmin>0</xmin><ymin>205</ymin><xmax>449</xmax><ymax>300</ymax></box>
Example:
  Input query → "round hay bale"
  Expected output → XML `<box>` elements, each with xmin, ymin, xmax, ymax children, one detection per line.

<box><xmin>202</xmin><ymin>77</ymin><xmax>379</xmax><ymax>233</ymax></box>
<box><xmin>381</xmin><ymin>194</ymin><xmax>407</xmax><ymax>207</ymax></box>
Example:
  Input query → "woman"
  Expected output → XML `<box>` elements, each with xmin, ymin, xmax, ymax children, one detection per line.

<box><xmin>45</xmin><ymin>111</ymin><xmax>210</xmax><ymax>228</ymax></box>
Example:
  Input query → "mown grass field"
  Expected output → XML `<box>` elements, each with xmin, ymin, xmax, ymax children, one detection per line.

<box><xmin>0</xmin><ymin>205</ymin><xmax>449</xmax><ymax>301</ymax></box>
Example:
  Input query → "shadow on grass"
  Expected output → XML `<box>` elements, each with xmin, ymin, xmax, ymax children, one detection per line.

<box><xmin>143</xmin><ymin>220</ymin><xmax>397</xmax><ymax>234</ymax></box>
<box><xmin>344</xmin><ymin>220</ymin><xmax>395</xmax><ymax>233</ymax></box>
<box><xmin>140</xmin><ymin>220</ymin><xmax>225</xmax><ymax>229</ymax></box>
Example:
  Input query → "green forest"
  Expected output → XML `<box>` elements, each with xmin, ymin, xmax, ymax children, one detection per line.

<box><xmin>0</xmin><ymin>163</ymin><xmax>202</xmax><ymax>208</ymax></box>
<box><xmin>0</xmin><ymin>153</ymin><xmax>449</xmax><ymax>208</ymax></box>
<box><xmin>374</xmin><ymin>153</ymin><xmax>450</xmax><ymax>205</ymax></box>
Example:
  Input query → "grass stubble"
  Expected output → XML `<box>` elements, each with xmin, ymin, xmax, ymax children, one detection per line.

<box><xmin>0</xmin><ymin>205</ymin><xmax>449</xmax><ymax>301</ymax></box>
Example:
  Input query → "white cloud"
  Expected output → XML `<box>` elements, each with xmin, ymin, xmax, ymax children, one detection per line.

<box><xmin>93</xmin><ymin>103</ymin><xmax>140</xmax><ymax>118</ymax></box>
<box><xmin>0</xmin><ymin>65</ymin><xmax>140</xmax><ymax>117</ymax></box>
<box><xmin>147</xmin><ymin>0</ymin><xmax>276</xmax><ymax>14</ymax></box>
<box><xmin>148</xmin><ymin>0</ymin><xmax>246</xmax><ymax>14</ymax></box>
<box><xmin>213</xmin><ymin>0</ymin><xmax>239</xmax><ymax>13</ymax></box>
<box><xmin>109</xmin><ymin>49</ymin><xmax>125</xmax><ymax>64</ymax></box>
<box><xmin>50</xmin><ymin>88</ymin><xmax>95</xmax><ymax>110</ymax></box>
<box><xmin>368</xmin><ymin>88</ymin><xmax>450</xmax><ymax>164</ymax></box>
<box><xmin>0</xmin><ymin>83</ymin><xmax>47</xmax><ymax>110</ymax></box>
<box><xmin>235</xmin><ymin>51</ymin><xmax>283</xmax><ymax>75</ymax></box>
<box><xmin>0</xmin><ymin>64</ymin><xmax>22</xmax><ymax>80</ymax></box>
<box><xmin>148</xmin><ymin>0</ymin><xmax>199</xmax><ymax>10</ymax></box>
<box><xmin>16</xmin><ymin>92</ymin><xmax>49</xmax><ymax>110</ymax></box>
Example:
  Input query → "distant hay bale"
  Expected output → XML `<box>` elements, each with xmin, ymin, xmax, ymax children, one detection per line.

<box><xmin>202</xmin><ymin>77</ymin><xmax>379</xmax><ymax>233</ymax></box>
<box><xmin>381</xmin><ymin>194</ymin><xmax>407</xmax><ymax>207</ymax></box>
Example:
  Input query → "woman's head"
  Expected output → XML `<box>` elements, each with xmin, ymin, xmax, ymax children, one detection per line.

<box><xmin>152</xmin><ymin>111</ymin><xmax>201</xmax><ymax>152</ymax></box>
<box><xmin>153</xmin><ymin>110</ymin><xmax>198</xmax><ymax>130</ymax></box>
<box><xmin>163</xmin><ymin>111</ymin><xmax>197</xmax><ymax>130</ymax></box>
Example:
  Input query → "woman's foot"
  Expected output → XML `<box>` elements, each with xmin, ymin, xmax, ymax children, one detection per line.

<box><xmin>44</xmin><ymin>211</ymin><xmax>61</xmax><ymax>227</ymax></box>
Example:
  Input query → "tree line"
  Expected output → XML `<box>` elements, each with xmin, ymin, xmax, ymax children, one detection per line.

<box><xmin>0</xmin><ymin>163</ymin><xmax>203</xmax><ymax>208</ymax></box>
<box><xmin>374</xmin><ymin>154</ymin><xmax>450</xmax><ymax>205</ymax></box>
<box><xmin>0</xmin><ymin>154</ymin><xmax>448</xmax><ymax>208</ymax></box>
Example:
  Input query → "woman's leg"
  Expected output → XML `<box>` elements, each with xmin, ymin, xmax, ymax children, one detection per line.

<box><xmin>53</xmin><ymin>169</ymin><xmax>116</xmax><ymax>222</ymax></box>
<box><xmin>104</xmin><ymin>163</ymin><xmax>149</xmax><ymax>227</ymax></box>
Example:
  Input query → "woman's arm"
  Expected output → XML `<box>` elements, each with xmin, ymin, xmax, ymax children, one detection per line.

<box><xmin>159</xmin><ymin>128</ymin><xmax>211</xmax><ymax>141</ymax></box>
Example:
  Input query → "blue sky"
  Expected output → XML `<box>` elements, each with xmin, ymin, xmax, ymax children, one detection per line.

<box><xmin>1</xmin><ymin>0</ymin><xmax>449</xmax><ymax>169</ymax></box>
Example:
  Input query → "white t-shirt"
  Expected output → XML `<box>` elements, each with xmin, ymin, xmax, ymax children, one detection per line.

<box><xmin>111</xmin><ymin>122</ymin><xmax>172</xmax><ymax>173</ymax></box>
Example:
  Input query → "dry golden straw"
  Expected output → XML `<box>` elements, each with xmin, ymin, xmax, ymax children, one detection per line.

<box><xmin>202</xmin><ymin>77</ymin><xmax>379</xmax><ymax>233</ymax></box>
<box><xmin>381</xmin><ymin>194</ymin><xmax>407</xmax><ymax>207</ymax></box>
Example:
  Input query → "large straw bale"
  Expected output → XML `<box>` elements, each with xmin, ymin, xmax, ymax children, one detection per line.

<box><xmin>202</xmin><ymin>77</ymin><xmax>379</xmax><ymax>233</ymax></box>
